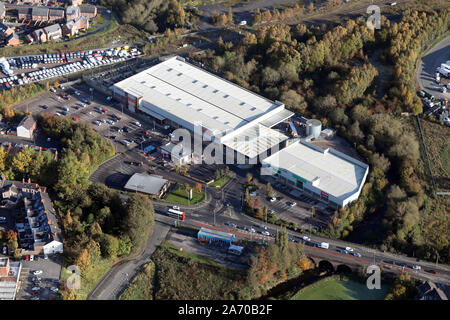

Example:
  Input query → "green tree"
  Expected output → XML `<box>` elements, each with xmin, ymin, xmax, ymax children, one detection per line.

<box><xmin>123</xmin><ymin>194</ymin><xmax>155</xmax><ymax>252</ymax></box>
<box><xmin>100</xmin><ymin>234</ymin><xmax>120</xmax><ymax>259</ymax></box>
<box><xmin>267</xmin><ymin>183</ymin><xmax>274</xmax><ymax>198</ymax></box>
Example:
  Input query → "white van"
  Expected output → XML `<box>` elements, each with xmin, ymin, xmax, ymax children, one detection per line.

<box><xmin>320</xmin><ymin>242</ymin><xmax>329</xmax><ymax>249</ymax></box>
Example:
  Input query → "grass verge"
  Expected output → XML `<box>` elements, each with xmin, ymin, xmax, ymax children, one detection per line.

<box><xmin>163</xmin><ymin>183</ymin><xmax>205</xmax><ymax>205</ymax></box>
<box><xmin>208</xmin><ymin>175</ymin><xmax>231</xmax><ymax>188</ymax></box>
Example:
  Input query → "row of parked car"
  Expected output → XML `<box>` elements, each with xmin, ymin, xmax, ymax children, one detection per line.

<box><xmin>1</xmin><ymin>48</ymin><xmax>142</xmax><ymax>90</ymax></box>
<box><xmin>8</xmin><ymin>48</ymin><xmax>142</xmax><ymax>70</ymax></box>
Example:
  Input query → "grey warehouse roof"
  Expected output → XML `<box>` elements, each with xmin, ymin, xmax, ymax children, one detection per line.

<box><xmin>124</xmin><ymin>173</ymin><xmax>168</xmax><ymax>195</ymax></box>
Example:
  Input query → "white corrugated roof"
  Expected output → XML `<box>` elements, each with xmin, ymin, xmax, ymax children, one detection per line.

<box><xmin>113</xmin><ymin>56</ymin><xmax>282</xmax><ymax>136</ymax></box>
<box><xmin>222</xmin><ymin>124</ymin><xmax>288</xmax><ymax>159</ymax></box>
<box><xmin>262</xmin><ymin>141</ymin><xmax>368</xmax><ymax>200</ymax></box>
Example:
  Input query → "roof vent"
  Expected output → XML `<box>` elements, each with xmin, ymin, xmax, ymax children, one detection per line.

<box><xmin>250</xmin><ymin>107</ymin><xmax>256</xmax><ymax>111</ymax></box>
<box><xmin>240</xmin><ymin>102</ymin><xmax>245</xmax><ymax>106</ymax></box>
<box><xmin>151</xmin><ymin>85</ymin><xmax>156</xmax><ymax>89</ymax></box>
<box><xmin>213</xmin><ymin>89</ymin><xmax>219</xmax><ymax>93</ymax></box>
<box><xmin>176</xmin><ymin>98</ymin><xmax>181</xmax><ymax>101</ymax></box>
<box><xmin>167</xmin><ymin>68</ymin><xmax>172</xmax><ymax>72</ymax></box>
<box><xmin>166</xmin><ymin>93</ymin><xmax>171</xmax><ymax>96</ymax></box>
<box><xmin>213</xmin><ymin>116</ymin><xmax>219</xmax><ymax>119</ymax></box>
<box><xmin>177</xmin><ymin>73</ymin><xmax>182</xmax><ymax>76</ymax></box>
<box><xmin>224</xmin><ymin>94</ymin><xmax>229</xmax><ymax>98</ymax></box>
<box><xmin>192</xmin><ymin>80</ymin><xmax>198</xmax><ymax>83</ymax></box>
<box><xmin>186</xmin><ymin>103</ymin><xmax>192</xmax><ymax>107</ymax></box>
<box><xmin>203</xmin><ymin>84</ymin><xmax>208</xmax><ymax>88</ymax></box>
<box><xmin>197</xmin><ymin>108</ymin><xmax>202</xmax><ymax>112</ymax></box>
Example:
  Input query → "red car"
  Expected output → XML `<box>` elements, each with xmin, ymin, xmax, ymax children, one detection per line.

<box><xmin>72</xmin><ymin>116</ymin><xmax>79</xmax><ymax>121</ymax></box>
<box><xmin>25</xmin><ymin>255</ymin><xmax>30</xmax><ymax>261</ymax></box>
<box><xmin>427</xmin><ymin>270</ymin><xmax>438</xmax><ymax>274</ymax></box>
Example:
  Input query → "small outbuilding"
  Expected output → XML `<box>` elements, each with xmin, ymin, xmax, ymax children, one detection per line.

<box><xmin>16</xmin><ymin>115</ymin><xmax>36</xmax><ymax>139</ymax></box>
<box><xmin>124</xmin><ymin>173</ymin><xmax>169</xmax><ymax>199</ymax></box>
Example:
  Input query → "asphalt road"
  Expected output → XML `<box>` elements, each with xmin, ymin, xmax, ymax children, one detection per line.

<box><xmin>417</xmin><ymin>34</ymin><xmax>450</xmax><ymax>100</ymax></box>
<box><xmin>87</xmin><ymin>221</ymin><xmax>171</xmax><ymax>300</ymax></box>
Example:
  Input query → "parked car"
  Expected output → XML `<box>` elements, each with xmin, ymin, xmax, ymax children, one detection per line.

<box><xmin>270</xmin><ymin>197</ymin><xmax>276</xmax><ymax>202</ymax></box>
<box><xmin>50</xmin><ymin>287</ymin><xmax>59</xmax><ymax>293</ymax></box>
<box><xmin>345</xmin><ymin>247</ymin><xmax>354</xmax><ymax>252</ymax></box>
<box><xmin>351</xmin><ymin>252</ymin><xmax>362</xmax><ymax>258</ymax></box>
<box><xmin>33</xmin><ymin>270</ymin><xmax>43</xmax><ymax>275</ymax></box>
<box><xmin>412</xmin><ymin>265</ymin><xmax>421</xmax><ymax>270</ymax></box>
<box><xmin>30</xmin><ymin>255</ymin><xmax>34</xmax><ymax>261</ymax></box>
<box><xmin>287</xmin><ymin>201</ymin><xmax>297</xmax><ymax>207</ymax></box>
<box><xmin>261</xmin><ymin>231</ymin><xmax>270</xmax><ymax>236</ymax></box>
<box><xmin>302</xmin><ymin>236</ymin><xmax>311</xmax><ymax>242</ymax></box>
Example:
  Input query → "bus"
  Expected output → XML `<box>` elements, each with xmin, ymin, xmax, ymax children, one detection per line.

<box><xmin>167</xmin><ymin>208</ymin><xmax>185</xmax><ymax>220</ymax></box>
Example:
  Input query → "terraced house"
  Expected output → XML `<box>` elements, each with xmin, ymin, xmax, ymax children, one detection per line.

<box><xmin>79</xmin><ymin>5</ymin><xmax>97</xmax><ymax>20</ymax></box>
<box><xmin>48</xmin><ymin>8</ymin><xmax>64</xmax><ymax>23</ymax></box>
<box><xmin>31</xmin><ymin>7</ymin><xmax>49</xmax><ymax>22</ymax></box>
<box><xmin>0</xmin><ymin>178</ymin><xmax>63</xmax><ymax>256</ymax></box>
<box><xmin>65</xmin><ymin>5</ymin><xmax>80</xmax><ymax>20</ymax></box>
<box><xmin>0</xmin><ymin>1</ymin><xmax>5</xmax><ymax>23</ymax></box>
<box><xmin>18</xmin><ymin>7</ymin><xmax>32</xmax><ymax>21</ymax></box>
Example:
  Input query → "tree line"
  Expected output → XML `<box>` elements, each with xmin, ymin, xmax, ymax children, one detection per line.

<box><xmin>99</xmin><ymin>0</ymin><xmax>197</xmax><ymax>34</ymax></box>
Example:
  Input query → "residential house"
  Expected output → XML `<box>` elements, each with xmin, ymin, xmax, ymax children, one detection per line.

<box><xmin>62</xmin><ymin>20</ymin><xmax>77</xmax><ymax>37</ymax></box>
<box><xmin>0</xmin><ymin>1</ymin><xmax>5</xmax><ymax>23</ymax></box>
<box><xmin>65</xmin><ymin>5</ymin><xmax>80</xmax><ymax>20</ymax></box>
<box><xmin>31</xmin><ymin>7</ymin><xmax>49</xmax><ymax>22</ymax></box>
<box><xmin>0</xmin><ymin>179</ymin><xmax>63</xmax><ymax>256</ymax></box>
<box><xmin>0</xmin><ymin>257</ymin><xmax>22</xmax><ymax>300</ymax></box>
<box><xmin>0</xmin><ymin>22</ymin><xmax>13</xmax><ymax>40</ymax></box>
<box><xmin>48</xmin><ymin>8</ymin><xmax>64</xmax><ymax>23</ymax></box>
<box><xmin>18</xmin><ymin>7</ymin><xmax>32</xmax><ymax>21</ymax></box>
<box><xmin>79</xmin><ymin>5</ymin><xmax>97</xmax><ymax>20</ymax></box>
<box><xmin>5</xmin><ymin>33</ymin><xmax>19</xmax><ymax>47</ymax></box>
<box><xmin>16</xmin><ymin>115</ymin><xmax>36</xmax><ymax>139</ymax></box>
<box><xmin>74</xmin><ymin>15</ymin><xmax>88</xmax><ymax>31</ymax></box>
<box><xmin>43</xmin><ymin>23</ymin><xmax>62</xmax><ymax>41</ymax></box>
<box><xmin>25</xmin><ymin>34</ymin><xmax>34</xmax><ymax>43</ymax></box>
<box><xmin>70</xmin><ymin>0</ymin><xmax>83</xmax><ymax>6</ymax></box>
<box><xmin>31</xmin><ymin>28</ymin><xmax>46</xmax><ymax>43</ymax></box>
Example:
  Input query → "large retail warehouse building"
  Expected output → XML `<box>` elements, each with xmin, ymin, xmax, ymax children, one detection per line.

<box><xmin>262</xmin><ymin>140</ymin><xmax>369</xmax><ymax>208</ymax></box>
<box><xmin>111</xmin><ymin>56</ymin><xmax>369</xmax><ymax>208</ymax></box>
<box><xmin>111</xmin><ymin>56</ymin><xmax>293</xmax><ymax>162</ymax></box>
